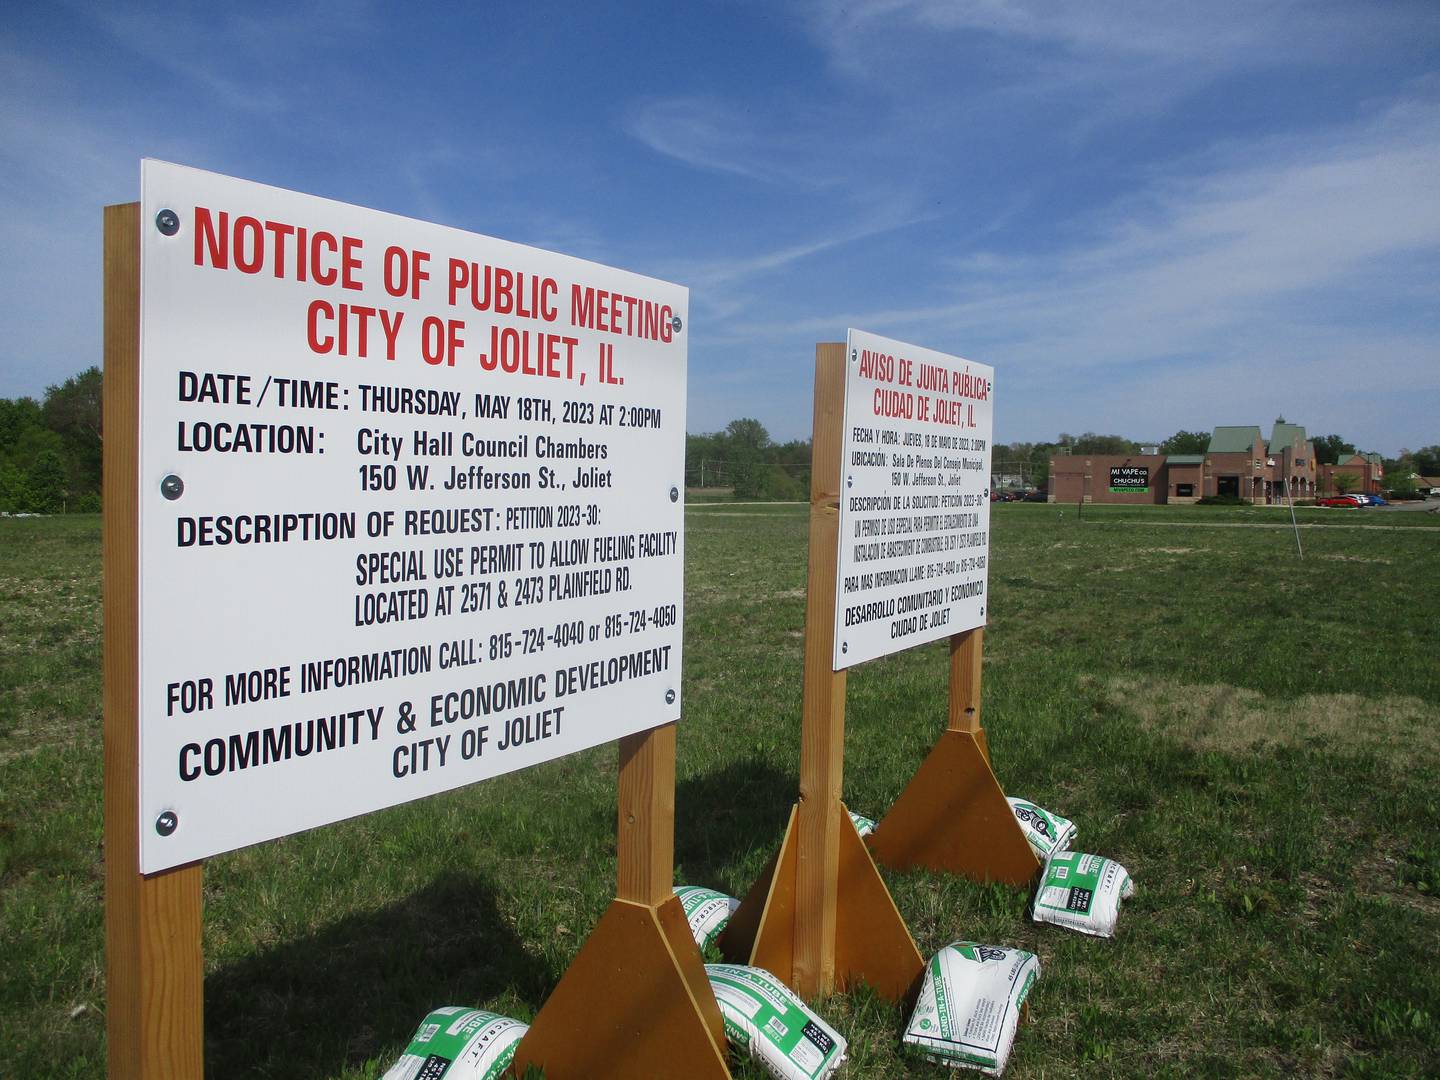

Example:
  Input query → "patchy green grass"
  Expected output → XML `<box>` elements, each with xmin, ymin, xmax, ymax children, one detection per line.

<box><xmin>2</xmin><ymin>505</ymin><xmax>1438</xmax><ymax>1077</ymax></box>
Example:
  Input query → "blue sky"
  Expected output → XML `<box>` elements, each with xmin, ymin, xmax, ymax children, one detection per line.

<box><xmin>3</xmin><ymin>1</ymin><xmax>1438</xmax><ymax>453</ymax></box>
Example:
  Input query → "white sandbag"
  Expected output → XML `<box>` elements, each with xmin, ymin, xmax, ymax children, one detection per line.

<box><xmin>706</xmin><ymin>964</ymin><xmax>847</xmax><ymax>1080</ymax></box>
<box><xmin>1031</xmin><ymin>851</ymin><xmax>1134</xmax><ymax>938</ymax></box>
<box><xmin>1005</xmin><ymin>798</ymin><xmax>1076</xmax><ymax>862</ymax></box>
<box><xmin>675</xmin><ymin>885</ymin><xmax>741</xmax><ymax>951</ymax></box>
<box><xmin>382</xmin><ymin>1007</ymin><xmax>527</xmax><ymax>1080</ymax></box>
<box><xmin>848</xmin><ymin>810</ymin><xmax>877</xmax><ymax>838</ymax></box>
<box><xmin>904</xmin><ymin>942</ymin><xmax>1040</xmax><ymax>1075</ymax></box>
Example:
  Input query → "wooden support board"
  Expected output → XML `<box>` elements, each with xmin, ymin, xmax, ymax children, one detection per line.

<box><xmin>104</xmin><ymin>202</ymin><xmax>207</xmax><ymax>1079</ymax></box>
<box><xmin>513</xmin><ymin>723</ymin><xmax>731</xmax><ymax>1079</ymax></box>
<box><xmin>867</xmin><ymin>628</ymin><xmax>1040</xmax><ymax>885</ymax></box>
<box><xmin>723</xmin><ymin>343</ymin><xmax>923</xmax><ymax>1002</ymax></box>
<box><xmin>722</xmin><ymin>803</ymin><xmax>923</xmax><ymax>1003</ymax></box>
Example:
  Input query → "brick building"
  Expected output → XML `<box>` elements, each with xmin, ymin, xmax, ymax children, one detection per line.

<box><xmin>1265</xmin><ymin>421</ymin><xmax>1318</xmax><ymax>500</ymax></box>
<box><xmin>1318</xmin><ymin>452</ymin><xmax>1384</xmax><ymax>497</ymax></box>
<box><xmin>1048</xmin><ymin>419</ymin><xmax>1351</xmax><ymax>505</ymax></box>
<box><xmin>1203</xmin><ymin>425</ymin><xmax>1270</xmax><ymax>502</ymax></box>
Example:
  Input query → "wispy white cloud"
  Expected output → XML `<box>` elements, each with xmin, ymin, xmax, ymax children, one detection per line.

<box><xmin>788</xmin><ymin>0</ymin><xmax>1440</xmax><ymax>140</ymax></box>
<box><xmin>679</xmin><ymin>203</ymin><xmax>932</xmax><ymax>287</ymax></box>
<box><xmin>652</xmin><ymin>197</ymin><xmax>939</xmax><ymax>329</ymax></box>
<box><xmin>1009</xmin><ymin>327</ymin><xmax>1440</xmax><ymax>449</ymax></box>
<box><xmin>623</xmin><ymin>95</ymin><xmax>839</xmax><ymax>187</ymax></box>
<box><xmin>641</xmin><ymin>1</ymin><xmax>1440</xmax><ymax>373</ymax></box>
<box><xmin>75</xmin><ymin>0</ymin><xmax>381</xmax><ymax>114</ymax></box>
<box><xmin>700</xmin><ymin>83</ymin><xmax>1440</xmax><ymax>447</ymax></box>
<box><xmin>799</xmin><ymin>0</ymin><xmax>1438</xmax><ymax>68</ymax></box>
<box><xmin>622</xmin><ymin>84</ymin><xmax>944</xmax><ymax>321</ymax></box>
<box><xmin>0</xmin><ymin>45</ymin><xmax>177</xmax><ymax>395</ymax></box>
<box><xmin>887</xmin><ymin>1</ymin><xmax>1285</xmax><ymax>58</ymax></box>
<box><xmin>2</xmin><ymin>1</ymin><xmax>1433</xmax><ymax>453</ymax></box>
<box><xmin>960</xmin><ymin>89</ymin><xmax>1440</xmax><ymax>358</ymax></box>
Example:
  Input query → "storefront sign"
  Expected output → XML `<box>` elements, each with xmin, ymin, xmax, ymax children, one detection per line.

<box><xmin>1109</xmin><ymin>466</ymin><xmax>1149</xmax><ymax>492</ymax></box>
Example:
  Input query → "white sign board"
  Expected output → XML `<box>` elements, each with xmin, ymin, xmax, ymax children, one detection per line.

<box><xmin>137</xmin><ymin>161</ymin><xmax>687</xmax><ymax>872</ymax></box>
<box><xmin>833</xmin><ymin>329</ymin><xmax>993</xmax><ymax>669</ymax></box>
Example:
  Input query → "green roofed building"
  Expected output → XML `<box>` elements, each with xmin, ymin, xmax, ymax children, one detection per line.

<box><xmin>1264</xmin><ymin>418</ymin><xmax>1316</xmax><ymax>500</ymax></box>
<box><xmin>1200</xmin><ymin>424</ymin><xmax>1270</xmax><ymax>502</ymax></box>
<box><xmin>1268</xmin><ymin>422</ymin><xmax>1307</xmax><ymax>455</ymax></box>
<box><xmin>1048</xmin><ymin>416</ymin><xmax>1328</xmax><ymax>505</ymax></box>
<box><xmin>1207</xmin><ymin>425</ymin><xmax>1264</xmax><ymax>454</ymax></box>
<box><xmin>1318</xmin><ymin>451</ymin><xmax>1385</xmax><ymax>497</ymax></box>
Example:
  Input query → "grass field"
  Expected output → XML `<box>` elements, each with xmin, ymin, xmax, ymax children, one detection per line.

<box><xmin>3</xmin><ymin>503</ymin><xmax>1439</xmax><ymax>1077</ymax></box>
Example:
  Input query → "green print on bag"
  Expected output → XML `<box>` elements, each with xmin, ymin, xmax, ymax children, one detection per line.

<box><xmin>904</xmin><ymin>941</ymin><xmax>1041</xmax><ymax>1075</ymax></box>
<box><xmin>675</xmin><ymin>885</ymin><xmax>741</xmax><ymax>950</ymax></box>
<box><xmin>1006</xmin><ymin>797</ymin><xmax>1076</xmax><ymax>861</ymax></box>
<box><xmin>706</xmin><ymin>964</ymin><xmax>848</xmax><ymax>1080</ymax></box>
<box><xmin>381</xmin><ymin>1007</ymin><xmax>528</xmax><ymax>1080</ymax></box>
<box><xmin>1031</xmin><ymin>852</ymin><xmax>1135</xmax><ymax>938</ymax></box>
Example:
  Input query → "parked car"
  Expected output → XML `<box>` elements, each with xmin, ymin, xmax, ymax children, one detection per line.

<box><xmin>1317</xmin><ymin>495</ymin><xmax>1362</xmax><ymax>508</ymax></box>
<box><xmin>1022</xmin><ymin>491</ymin><xmax>1048</xmax><ymax>502</ymax></box>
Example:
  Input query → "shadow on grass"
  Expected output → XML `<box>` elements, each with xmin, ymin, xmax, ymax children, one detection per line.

<box><xmin>206</xmin><ymin>871</ymin><xmax>548</xmax><ymax>1080</ymax></box>
<box><xmin>674</xmin><ymin>758</ymin><xmax>794</xmax><ymax>896</ymax></box>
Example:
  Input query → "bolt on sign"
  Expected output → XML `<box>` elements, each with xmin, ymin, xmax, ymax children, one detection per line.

<box><xmin>833</xmin><ymin>329</ymin><xmax>994</xmax><ymax>669</ymax></box>
<box><xmin>137</xmin><ymin>161</ymin><xmax>687</xmax><ymax>873</ymax></box>
<box><xmin>1108</xmin><ymin>466</ymin><xmax>1149</xmax><ymax>493</ymax></box>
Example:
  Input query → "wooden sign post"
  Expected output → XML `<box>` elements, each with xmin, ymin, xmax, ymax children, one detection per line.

<box><xmin>513</xmin><ymin>723</ymin><xmax>730</xmax><ymax>1077</ymax></box>
<box><xmin>865</xmin><ymin>627</ymin><xmax>1040</xmax><ymax>885</ymax></box>
<box><xmin>722</xmin><ymin>344</ymin><xmax>923</xmax><ymax>1002</ymax></box>
<box><xmin>106</xmin><ymin>201</ymin><xmax>207</xmax><ymax>1079</ymax></box>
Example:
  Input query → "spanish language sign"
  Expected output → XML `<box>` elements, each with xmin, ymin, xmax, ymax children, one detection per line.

<box><xmin>833</xmin><ymin>330</ymin><xmax>993</xmax><ymax>669</ymax></box>
<box><xmin>137</xmin><ymin>161</ymin><xmax>687</xmax><ymax>872</ymax></box>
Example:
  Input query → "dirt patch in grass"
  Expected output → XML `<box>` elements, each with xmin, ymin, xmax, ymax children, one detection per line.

<box><xmin>1090</xmin><ymin>677</ymin><xmax>1440</xmax><ymax>767</ymax></box>
<box><xmin>1316</xmin><ymin>553</ymin><xmax>1392</xmax><ymax>564</ymax></box>
<box><xmin>1352</xmin><ymin>849</ymin><xmax>1440</xmax><ymax>917</ymax></box>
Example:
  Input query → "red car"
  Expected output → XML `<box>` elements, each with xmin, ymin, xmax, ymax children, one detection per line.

<box><xmin>1316</xmin><ymin>495</ymin><xmax>1362</xmax><ymax>508</ymax></box>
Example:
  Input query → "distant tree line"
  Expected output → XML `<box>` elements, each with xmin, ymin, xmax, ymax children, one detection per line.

<box><xmin>682</xmin><ymin>421</ymin><xmax>1438</xmax><ymax>501</ymax></box>
<box><xmin>1385</xmin><ymin>444</ymin><xmax>1440</xmax><ymax>498</ymax></box>
<box><xmin>685</xmin><ymin>419</ymin><xmax>812</xmax><ymax>499</ymax></box>
<box><xmin>0</xmin><ymin>367</ymin><xmax>102</xmax><ymax>513</ymax></box>
<box><xmin>5</xmin><ymin>368</ymin><xmax>1434</xmax><ymax>513</ymax></box>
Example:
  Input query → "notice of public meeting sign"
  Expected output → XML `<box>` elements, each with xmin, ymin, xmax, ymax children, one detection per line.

<box><xmin>137</xmin><ymin>161</ymin><xmax>687</xmax><ymax>872</ymax></box>
<box><xmin>833</xmin><ymin>329</ymin><xmax>994</xmax><ymax>670</ymax></box>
